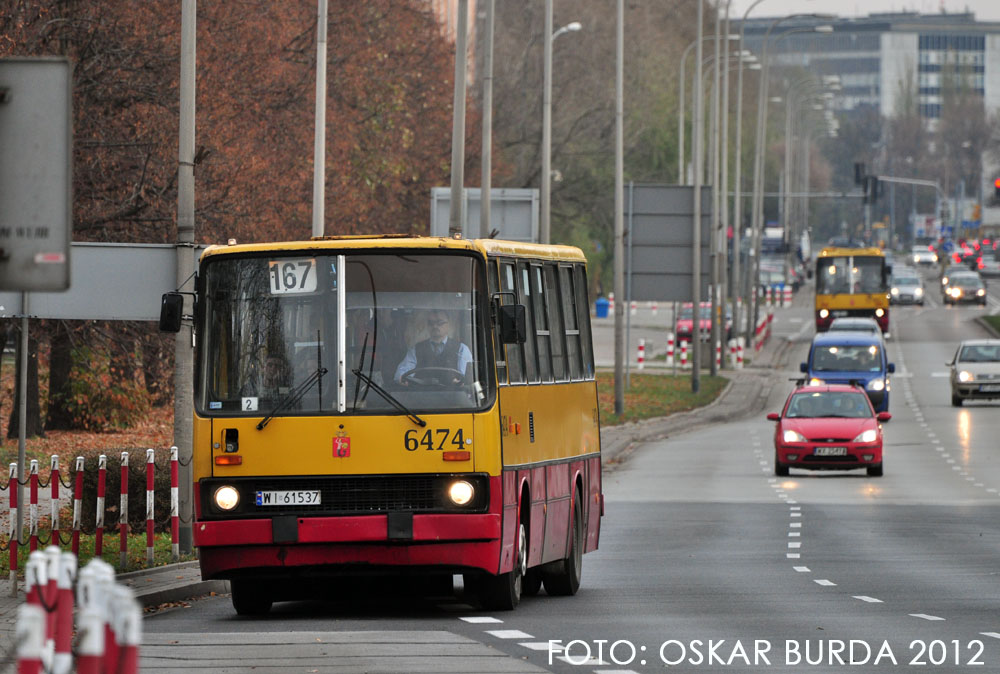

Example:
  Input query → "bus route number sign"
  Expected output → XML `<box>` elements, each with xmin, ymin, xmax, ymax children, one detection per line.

<box><xmin>269</xmin><ymin>258</ymin><xmax>317</xmax><ymax>295</ymax></box>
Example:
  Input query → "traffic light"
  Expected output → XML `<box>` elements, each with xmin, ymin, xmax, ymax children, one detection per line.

<box><xmin>994</xmin><ymin>177</ymin><xmax>1000</xmax><ymax>200</ymax></box>
<box><xmin>864</xmin><ymin>175</ymin><xmax>880</xmax><ymax>204</ymax></box>
<box><xmin>854</xmin><ymin>162</ymin><xmax>865</xmax><ymax>186</ymax></box>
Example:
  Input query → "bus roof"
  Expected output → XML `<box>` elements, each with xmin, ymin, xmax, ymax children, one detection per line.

<box><xmin>199</xmin><ymin>236</ymin><xmax>587</xmax><ymax>264</ymax></box>
<box><xmin>817</xmin><ymin>246</ymin><xmax>884</xmax><ymax>258</ymax></box>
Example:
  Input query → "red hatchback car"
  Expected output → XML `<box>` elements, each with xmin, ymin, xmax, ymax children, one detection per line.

<box><xmin>767</xmin><ymin>384</ymin><xmax>891</xmax><ymax>477</ymax></box>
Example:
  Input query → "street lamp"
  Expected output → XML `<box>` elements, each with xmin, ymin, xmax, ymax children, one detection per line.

<box><xmin>541</xmin><ymin>8</ymin><xmax>582</xmax><ymax>244</ymax></box>
<box><xmin>678</xmin><ymin>34</ymin><xmax>739</xmax><ymax>185</ymax></box>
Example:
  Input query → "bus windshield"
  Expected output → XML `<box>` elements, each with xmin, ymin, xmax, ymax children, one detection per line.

<box><xmin>816</xmin><ymin>255</ymin><xmax>885</xmax><ymax>295</ymax></box>
<box><xmin>199</xmin><ymin>252</ymin><xmax>490</xmax><ymax>417</ymax></box>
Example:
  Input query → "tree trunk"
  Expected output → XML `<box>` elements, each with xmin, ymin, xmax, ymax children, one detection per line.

<box><xmin>45</xmin><ymin>320</ymin><xmax>75</xmax><ymax>431</ymax></box>
<box><xmin>141</xmin><ymin>328</ymin><xmax>174</xmax><ymax>406</ymax></box>
<box><xmin>8</xmin><ymin>327</ymin><xmax>45</xmax><ymax>439</ymax></box>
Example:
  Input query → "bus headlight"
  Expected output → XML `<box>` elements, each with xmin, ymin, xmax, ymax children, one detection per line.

<box><xmin>447</xmin><ymin>480</ymin><xmax>475</xmax><ymax>506</ymax></box>
<box><xmin>819</xmin><ymin>309</ymin><xmax>829</xmax><ymax>319</ymax></box>
<box><xmin>875</xmin><ymin>308</ymin><xmax>885</xmax><ymax>317</ymax></box>
<box><xmin>809</xmin><ymin>378</ymin><xmax>824</xmax><ymax>386</ymax></box>
<box><xmin>213</xmin><ymin>485</ymin><xmax>240</xmax><ymax>511</ymax></box>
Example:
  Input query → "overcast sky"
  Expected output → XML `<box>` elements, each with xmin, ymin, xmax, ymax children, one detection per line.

<box><xmin>728</xmin><ymin>0</ymin><xmax>1000</xmax><ymax>23</ymax></box>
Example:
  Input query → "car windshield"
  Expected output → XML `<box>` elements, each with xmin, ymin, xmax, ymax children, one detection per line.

<box><xmin>785</xmin><ymin>391</ymin><xmax>872</xmax><ymax>418</ymax></box>
<box><xmin>893</xmin><ymin>276</ymin><xmax>920</xmax><ymax>285</ymax></box>
<box><xmin>816</xmin><ymin>255</ymin><xmax>886</xmax><ymax>294</ymax></box>
<box><xmin>829</xmin><ymin>321</ymin><xmax>878</xmax><ymax>333</ymax></box>
<box><xmin>811</xmin><ymin>343</ymin><xmax>883</xmax><ymax>372</ymax></box>
<box><xmin>958</xmin><ymin>344</ymin><xmax>1000</xmax><ymax>362</ymax></box>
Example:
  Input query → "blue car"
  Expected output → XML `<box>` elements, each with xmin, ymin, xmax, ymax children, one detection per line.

<box><xmin>800</xmin><ymin>332</ymin><xmax>895</xmax><ymax>413</ymax></box>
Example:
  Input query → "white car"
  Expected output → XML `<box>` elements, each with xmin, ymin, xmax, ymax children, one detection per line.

<box><xmin>948</xmin><ymin>340</ymin><xmax>1000</xmax><ymax>406</ymax></box>
<box><xmin>911</xmin><ymin>246</ymin><xmax>938</xmax><ymax>266</ymax></box>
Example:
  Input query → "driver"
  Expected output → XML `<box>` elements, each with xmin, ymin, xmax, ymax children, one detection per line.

<box><xmin>394</xmin><ymin>309</ymin><xmax>472</xmax><ymax>384</ymax></box>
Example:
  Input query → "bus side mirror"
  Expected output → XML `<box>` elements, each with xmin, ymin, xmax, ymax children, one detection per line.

<box><xmin>887</xmin><ymin>363</ymin><xmax>895</xmax><ymax>373</ymax></box>
<box><xmin>799</xmin><ymin>362</ymin><xmax>808</xmax><ymax>373</ymax></box>
<box><xmin>500</xmin><ymin>304</ymin><xmax>526</xmax><ymax>344</ymax></box>
<box><xmin>159</xmin><ymin>292</ymin><xmax>184</xmax><ymax>333</ymax></box>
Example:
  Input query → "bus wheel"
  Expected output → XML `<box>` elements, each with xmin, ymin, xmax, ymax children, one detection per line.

<box><xmin>231</xmin><ymin>579</ymin><xmax>272</xmax><ymax>616</ymax></box>
<box><xmin>479</xmin><ymin>521</ymin><xmax>525</xmax><ymax>610</ymax></box>
<box><xmin>543</xmin><ymin>495</ymin><xmax>583</xmax><ymax>596</ymax></box>
<box><xmin>523</xmin><ymin>568</ymin><xmax>543</xmax><ymax>596</ymax></box>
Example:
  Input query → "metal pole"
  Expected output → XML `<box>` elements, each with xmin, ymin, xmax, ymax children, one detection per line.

<box><xmin>709</xmin><ymin>6</ymin><xmax>721</xmax><ymax>377</ymax></box>
<box><xmin>174</xmin><ymin>0</ymin><xmax>196</xmax><ymax>555</ymax></box>
<box><xmin>613</xmin><ymin>0</ymin><xmax>626</xmax><ymax>415</ymax></box>
<box><xmin>541</xmin><ymin>0</ymin><xmax>553</xmax><ymax>243</ymax></box>
<box><xmin>449</xmin><ymin>0</ymin><xmax>469</xmax><ymax>237</ymax></box>
<box><xmin>692</xmin><ymin>0</ymin><xmax>704</xmax><ymax>393</ymax></box>
<box><xmin>311</xmin><ymin>0</ymin><xmax>327</xmax><ymax>238</ymax></box>
<box><xmin>480</xmin><ymin>0</ymin><xmax>494</xmax><ymax>239</ymax></box>
<box><xmin>719</xmin><ymin>4</ymin><xmax>732</xmax><ymax>368</ymax></box>
<box><xmin>16</xmin><ymin>294</ymin><xmax>27</xmax><ymax>548</ymax></box>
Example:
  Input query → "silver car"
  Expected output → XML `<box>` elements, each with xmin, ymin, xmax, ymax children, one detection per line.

<box><xmin>911</xmin><ymin>246</ymin><xmax>938</xmax><ymax>266</ymax></box>
<box><xmin>890</xmin><ymin>272</ymin><xmax>924</xmax><ymax>305</ymax></box>
<box><xmin>948</xmin><ymin>339</ymin><xmax>1000</xmax><ymax>406</ymax></box>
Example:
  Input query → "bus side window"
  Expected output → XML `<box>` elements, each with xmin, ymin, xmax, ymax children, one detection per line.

<box><xmin>559</xmin><ymin>265</ymin><xmax>582</xmax><ymax>380</ymax></box>
<box><xmin>544</xmin><ymin>264</ymin><xmax>567</xmax><ymax>381</ymax></box>
<box><xmin>488</xmin><ymin>260</ymin><xmax>508</xmax><ymax>386</ymax></box>
<box><xmin>517</xmin><ymin>261</ymin><xmax>539</xmax><ymax>383</ymax></box>
<box><xmin>532</xmin><ymin>264</ymin><xmax>553</xmax><ymax>383</ymax></box>
<box><xmin>501</xmin><ymin>262</ymin><xmax>526</xmax><ymax>384</ymax></box>
<box><xmin>574</xmin><ymin>265</ymin><xmax>595</xmax><ymax>379</ymax></box>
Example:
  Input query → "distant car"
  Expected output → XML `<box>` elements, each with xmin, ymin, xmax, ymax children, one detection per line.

<box><xmin>944</xmin><ymin>275</ymin><xmax>987</xmax><ymax>305</ymax></box>
<box><xmin>948</xmin><ymin>339</ymin><xmax>1000</xmax><ymax>406</ymax></box>
<box><xmin>911</xmin><ymin>245</ymin><xmax>938</xmax><ymax>266</ymax></box>
<box><xmin>889</xmin><ymin>272</ymin><xmax>925</xmax><ymax>305</ymax></box>
<box><xmin>675</xmin><ymin>302</ymin><xmax>733</xmax><ymax>342</ymax></box>
<box><xmin>767</xmin><ymin>383</ymin><xmax>890</xmax><ymax>477</ymax></box>
<box><xmin>828</xmin><ymin>316</ymin><xmax>884</xmax><ymax>337</ymax></box>
<box><xmin>942</xmin><ymin>269</ymin><xmax>980</xmax><ymax>294</ymax></box>
<box><xmin>977</xmin><ymin>251</ymin><xmax>1000</xmax><ymax>277</ymax></box>
<box><xmin>800</xmin><ymin>331</ymin><xmax>895</xmax><ymax>413</ymax></box>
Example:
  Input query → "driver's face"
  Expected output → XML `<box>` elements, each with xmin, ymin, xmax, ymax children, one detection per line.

<box><xmin>427</xmin><ymin>313</ymin><xmax>450</xmax><ymax>341</ymax></box>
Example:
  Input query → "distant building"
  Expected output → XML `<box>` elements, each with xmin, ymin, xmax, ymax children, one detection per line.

<box><xmin>739</xmin><ymin>12</ymin><xmax>1000</xmax><ymax>122</ymax></box>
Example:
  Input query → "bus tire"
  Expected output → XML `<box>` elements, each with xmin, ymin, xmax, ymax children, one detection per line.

<box><xmin>523</xmin><ymin>568</ymin><xmax>543</xmax><ymax>596</ymax></box>
<box><xmin>542</xmin><ymin>494</ymin><xmax>583</xmax><ymax>597</ymax></box>
<box><xmin>479</xmin><ymin>520</ymin><xmax>525</xmax><ymax>610</ymax></box>
<box><xmin>231</xmin><ymin>579</ymin><xmax>272</xmax><ymax>616</ymax></box>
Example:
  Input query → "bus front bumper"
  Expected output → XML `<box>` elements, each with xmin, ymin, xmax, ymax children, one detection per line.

<box><xmin>194</xmin><ymin>513</ymin><xmax>502</xmax><ymax>578</ymax></box>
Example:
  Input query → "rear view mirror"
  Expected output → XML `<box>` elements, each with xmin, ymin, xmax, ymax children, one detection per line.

<box><xmin>887</xmin><ymin>363</ymin><xmax>895</xmax><ymax>373</ymax></box>
<box><xmin>159</xmin><ymin>292</ymin><xmax>184</xmax><ymax>333</ymax></box>
<box><xmin>799</xmin><ymin>363</ymin><xmax>808</xmax><ymax>373</ymax></box>
<box><xmin>499</xmin><ymin>304</ymin><xmax>526</xmax><ymax>344</ymax></box>
<box><xmin>877</xmin><ymin>412</ymin><xmax>892</xmax><ymax>422</ymax></box>
<box><xmin>766</xmin><ymin>412</ymin><xmax>780</xmax><ymax>421</ymax></box>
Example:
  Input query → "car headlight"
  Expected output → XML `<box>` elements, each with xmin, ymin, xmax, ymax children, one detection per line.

<box><xmin>914</xmin><ymin>287</ymin><xmax>923</xmax><ymax>296</ymax></box>
<box><xmin>890</xmin><ymin>287</ymin><xmax>900</xmax><ymax>296</ymax></box>
<box><xmin>783</xmin><ymin>429</ymin><xmax>807</xmax><ymax>443</ymax></box>
<box><xmin>977</xmin><ymin>288</ymin><xmax>985</xmax><ymax>296</ymax></box>
<box><xmin>447</xmin><ymin>480</ymin><xmax>475</xmax><ymax>506</ymax></box>
<box><xmin>932</xmin><ymin>254</ymin><xmax>939</xmax><ymax>262</ymax></box>
<box><xmin>213</xmin><ymin>485</ymin><xmax>240</xmax><ymax>511</ymax></box>
<box><xmin>958</xmin><ymin>370</ymin><xmax>974</xmax><ymax>383</ymax></box>
<box><xmin>866</xmin><ymin>379</ymin><xmax>885</xmax><ymax>391</ymax></box>
<box><xmin>950</xmin><ymin>287</ymin><xmax>962</xmax><ymax>297</ymax></box>
<box><xmin>808</xmin><ymin>377</ymin><xmax>824</xmax><ymax>386</ymax></box>
<box><xmin>913</xmin><ymin>255</ymin><xmax>920</xmax><ymax>263</ymax></box>
<box><xmin>853</xmin><ymin>429</ymin><xmax>878</xmax><ymax>443</ymax></box>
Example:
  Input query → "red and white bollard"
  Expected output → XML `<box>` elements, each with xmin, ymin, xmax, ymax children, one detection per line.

<box><xmin>608</xmin><ymin>292</ymin><xmax>615</xmax><ymax>314</ymax></box>
<box><xmin>29</xmin><ymin>459</ymin><xmax>39</xmax><ymax>553</ymax></box>
<box><xmin>120</xmin><ymin>452</ymin><xmax>129</xmax><ymax>569</ymax></box>
<box><xmin>9</xmin><ymin>463</ymin><xmax>18</xmax><ymax>591</ymax></box>
<box><xmin>170</xmin><ymin>446</ymin><xmax>179</xmax><ymax>561</ymax></box>
<box><xmin>666</xmin><ymin>332</ymin><xmax>675</xmax><ymax>366</ymax></box>
<box><xmin>52</xmin><ymin>551</ymin><xmax>76</xmax><ymax>674</ymax></box>
<box><xmin>715</xmin><ymin>340</ymin><xmax>722</xmax><ymax>368</ymax></box>
<box><xmin>44</xmin><ymin>546</ymin><xmax>61</xmax><ymax>668</ymax></box>
<box><xmin>15</xmin><ymin>603</ymin><xmax>46</xmax><ymax>674</ymax></box>
<box><xmin>783</xmin><ymin>285</ymin><xmax>792</xmax><ymax>307</ymax></box>
<box><xmin>95</xmin><ymin>455</ymin><xmax>106</xmax><ymax>558</ymax></box>
<box><xmin>729</xmin><ymin>339</ymin><xmax>737</xmax><ymax>368</ymax></box>
<box><xmin>630</xmin><ymin>300</ymin><xmax>637</xmax><ymax>316</ymax></box>
<box><xmin>115</xmin><ymin>585</ymin><xmax>142</xmax><ymax>674</ymax></box>
<box><xmin>72</xmin><ymin>457</ymin><xmax>84</xmax><ymax>557</ymax></box>
<box><xmin>651</xmin><ymin>300</ymin><xmax>658</xmax><ymax>316</ymax></box>
<box><xmin>146</xmin><ymin>449</ymin><xmax>155</xmax><ymax>567</ymax></box>
<box><xmin>737</xmin><ymin>337</ymin><xmax>745</xmax><ymax>369</ymax></box>
<box><xmin>637</xmin><ymin>339</ymin><xmax>645</xmax><ymax>370</ymax></box>
<box><xmin>50</xmin><ymin>456</ymin><xmax>60</xmax><ymax>547</ymax></box>
<box><xmin>680</xmin><ymin>340</ymin><xmax>689</xmax><ymax>368</ymax></box>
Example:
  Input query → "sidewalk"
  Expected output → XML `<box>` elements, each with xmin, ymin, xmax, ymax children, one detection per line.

<box><xmin>0</xmin><ymin>308</ymin><xmax>797</xmax><ymax>667</ymax></box>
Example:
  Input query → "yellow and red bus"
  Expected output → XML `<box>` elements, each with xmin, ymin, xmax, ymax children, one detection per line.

<box><xmin>814</xmin><ymin>246</ymin><xmax>889</xmax><ymax>333</ymax></box>
<box><xmin>160</xmin><ymin>236</ymin><xmax>602</xmax><ymax>613</ymax></box>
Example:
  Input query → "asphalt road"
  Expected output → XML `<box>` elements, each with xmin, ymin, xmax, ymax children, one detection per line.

<box><xmin>142</xmin><ymin>268</ymin><xmax>1000</xmax><ymax>673</ymax></box>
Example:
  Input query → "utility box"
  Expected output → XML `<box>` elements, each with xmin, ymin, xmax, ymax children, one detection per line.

<box><xmin>430</xmin><ymin>188</ymin><xmax>538</xmax><ymax>242</ymax></box>
<box><xmin>0</xmin><ymin>58</ymin><xmax>72</xmax><ymax>291</ymax></box>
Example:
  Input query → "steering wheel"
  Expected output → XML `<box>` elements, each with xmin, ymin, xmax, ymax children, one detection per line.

<box><xmin>400</xmin><ymin>367</ymin><xmax>464</xmax><ymax>388</ymax></box>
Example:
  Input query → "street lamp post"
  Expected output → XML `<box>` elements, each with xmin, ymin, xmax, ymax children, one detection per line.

<box><xmin>541</xmin><ymin>2</ymin><xmax>582</xmax><ymax>244</ymax></box>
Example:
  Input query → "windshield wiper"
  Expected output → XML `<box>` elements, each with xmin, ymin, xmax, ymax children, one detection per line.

<box><xmin>256</xmin><ymin>367</ymin><xmax>328</xmax><ymax>431</ymax></box>
<box><xmin>351</xmin><ymin>368</ymin><xmax>426</xmax><ymax>427</ymax></box>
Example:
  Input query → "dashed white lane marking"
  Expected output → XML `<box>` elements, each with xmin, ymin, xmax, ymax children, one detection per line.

<box><xmin>814</xmin><ymin>579</ymin><xmax>836</xmax><ymax>586</ymax></box>
<box><xmin>910</xmin><ymin>614</ymin><xmax>946</xmax><ymax>621</ymax></box>
<box><xmin>793</xmin><ymin>566</ymin><xmax>810</xmax><ymax>572</ymax></box>
<box><xmin>520</xmin><ymin>642</ymin><xmax>558</xmax><ymax>651</ymax></box>
<box><xmin>557</xmin><ymin>655</ymin><xmax>606</xmax><ymax>666</ymax></box>
<box><xmin>593</xmin><ymin>670</ymin><xmax>639</xmax><ymax>674</ymax></box>
<box><xmin>789</xmin><ymin>506</ymin><xmax>800</xmax><ymax>510</ymax></box>
<box><xmin>790</xmin><ymin>522</ymin><xmax>801</xmax><ymax>528</ymax></box>
<box><xmin>788</xmin><ymin>532</ymin><xmax>800</xmax><ymax>537</ymax></box>
<box><xmin>461</xmin><ymin>616</ymin><xmax>503</xmax><ymax>623</ymax></box>
<box><xmin>487</xmin><ymin>629</ymin><xmax>534</xmax><ymax>639</ymax></box>
<box><xmin>980</xmin><ymin>633</ymin><xmax>1000</xmax><ymax>639</ymax></box>
<box><xmin>790</xmin><ymin>512</ymin><xmax>801</xmax><ymax>517</ymax></box>
<box><xmin>786</xmin><ymin>553</ymin><xmax>800</xmax><ymax>559</ymax></box>
<box><xmin>788</xmin><ymin>542</ymin><xmax>802</xmax><ymax>549</ymax></box>
<box><xmin>854</xmin><ymin>596</ymin><xmax>883</xmax><ymax>603</ymax></box>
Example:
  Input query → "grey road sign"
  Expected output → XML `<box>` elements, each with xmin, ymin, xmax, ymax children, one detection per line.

<box><xmin>431</xmin><ymin>187</ymin><xmax>538</xmax><ymax>242</ymax></box>
<box><xmin>626</xmin><ymin>184</ymin><xmax>710</xmax><ymax>301</ymax></box>
<box><xmin>0</xmin><ymin>243</ymin><xmax>208</xmax><ymax>321</ymax></box>
<box><xmin>0</xmin><ymin>58</ymin><xmax>72</xmax><ymax>291</ymax></box>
